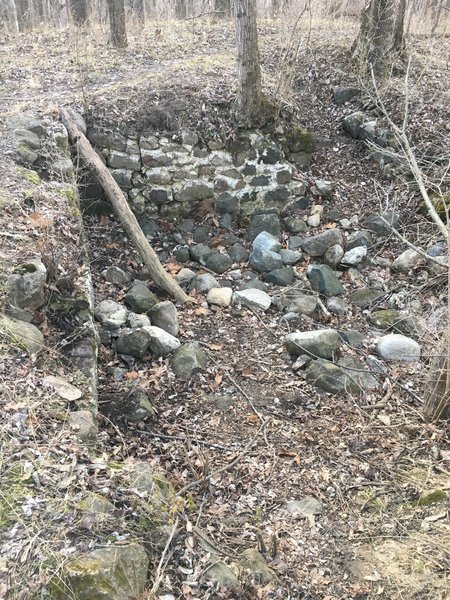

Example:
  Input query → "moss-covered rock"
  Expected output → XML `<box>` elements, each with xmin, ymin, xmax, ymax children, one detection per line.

<box><xmin>50</xmin><ymin>543</ymin><xmax>148</xmax><ymax>600</ymax></box>
<box><xmin>19</xmin><ymin>167</ymin><xmax>41</xmax><ymax>184</ymax></box>
<box><xmin>0</xmin><ymin>314</ymin><xmax>45</xmax><ymax>355</ymax></box>
<box><xmin>284</xmin><ymin>124</ymin><xmax>316</xmax><ymax>154</ymax></box>
<box><xmin>417</xmin><ymin>490</ymin><xmax>448</xmax><ymax>506</ymax></box>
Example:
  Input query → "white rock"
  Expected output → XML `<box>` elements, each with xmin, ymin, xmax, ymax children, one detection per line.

<box><xmin>377</xmin><ymin>334</ymin><xmax>421</xmax><ymax>362</ymax></box>
<box><xmin>95</xmin><ymin>300</ymin><xmax>128</xmax><ymax>330</ymax></box>
<box><xmin>392</xmin><ymin>248</ymin><xmax>423</xmax><ymax>273</ymax></box>
<box><xmin>207</xmin><ymin>287</ymin><xmax>233</xmax><ymax>307</ymax></box>
<box><xmin>143</xmin><ymin>326</ymin><xmax>181</xmax><ymax>356</ymax></box>
<box><xmin>341</xmin><ymin>245</ymin><xmax>367</xmax><ymax>266</ymax></box>
<box><xmin>307</xmin><ymin>204</ymin><xmax>324</xmax><ymax>228</ymax></box>
<box><xmin>233</xmin><ymin>289</ymin><xmax>271</xmax><ymax>311</ymax></box>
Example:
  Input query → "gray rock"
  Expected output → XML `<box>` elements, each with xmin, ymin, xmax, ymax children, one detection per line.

<box><xmin>215</xmin><ymin>192</ymin><xmax>239</xmax><ymax>215</ymax></box>
<box><xmin>145</xmin><ymin>326</ymin><xmax>180</xmax><ymax>356</ymax></box>
<box><xmin>176</xmin><ymin>181</ymin><xmax>214</xmax><ymax>202</ymax></box>
<box><xmin>229</xmin><ymin>243</ymin><xmax>249</xmax><ymax>263</ymax></box>
<box><xmin>50</xmin><ymin>543</ymin><xmax>148</xmax><ymax>600</ymax></box>
<box><xmin>259</xmin><ymin>145</ymin><xmax>284</xmax><ymax>164</ymax></box>
<box><xmin>286</xmin><ymin>496</ymin><xmax>323</xmax><ymax>518</ymax></box>
<box><xmin>240</xmin><ymin>549</ymin><xmax>274</xmax><ymax>585</ymax></box>
<box><xmin>392</xmin><ymin>248</ymin><xmax>423</xmax><ymax>273</ymax></box>
<box><xmin>251</xmin><ymin>175</ymin><xmax>271</xmax><ymax>186</ymax></box>
<box><xmin>349</xmin><ymin>288</ymin><xmax>383</xmax><ymax>308</ymax></box>
<box><xmin>338</xmin><ymin>355</ymin><xmax>379</xmax><ymax>390</ymax></box>
<box><xmin>204</xmin><ymin>250</ymin><xmax>233</xmax><ymax>274</ymax></box>
<box><xmin>264</xmin><ymin>267</ymin><xmax>294</xmax><ymax>286</ymax></box>
<box><xmin>368</xmin><ymin>309</ymin><xmax>424</xmax><ymax>339</ymax></box>
<box><xmin>313</xmin><ymin>179</ymin><xmax>335</xmax><ymax>197</ymax></box>
<box><xmin>341</xmin><ymin>246</ymin><xmax>367</xmax><ymax>266</ymax></box>
<box><xmin>14</xmin><ymin>128</ymin><xmax>41</xmax><ymax>149</ymax></box>
<box><xmin>234</xmin><ymin>289</ymin><xmax>271</xmax><ymax>311</ymax></box>
<box><xmin>207</xmin><ymin>287</ymin><xmax>233</xmax><ymax>307</ymax></box>
<box><xmin>250</xmin><ymin>249</ymin><xmax>283</xmax><ymax>273</ymax></box>
<box><xmin>284</xmin><ymin>329</ymin><xmax>340</xmax><ymax>359</ymax></box>
<box><xmin>171</xmin><ymin>342</ymin><xmax>207</xmax><ymax>380</ymax></box>
<box><xmin>289</xmin><ymin>236</ymin><xmax>304</xmax><ymax>251</ymax></box>
<box><xmin>249</xmin><ymin>214</ymin><xmax>281</xmax><ymax>240</ymax></box>
<box><xmin>116</xmin><ymin>328</ymin><xmax>151</xmax><ymax>357</ymax></box>
<box><xmin>111</xmin><ymin>169</ymin><xmax>133</xmax><ymax>188</ymax></box>
<box><xmin>125</xmin><ymin>283</ymin><xmax>158</xmax><ymax>313</ymax></box>
<box><xmin>123</xmin><ymin>388</ymin><xmax>156</xmax><ymax>422</ymax></box>
<box><xmin>189</xmin><ymin>243</ymin><xmax>212</xmax><ymax>265</ymax></box>
<box><xmin>427</xmin><ymin>242</ymin><xmax>446</xmax><ymax>258</ymax></box>
<box><xmin>181</xmin><ymin>130</ymin><xmax>199</xmax><ymax>146</ymax></box>
<box><xmin>190</xmin><ymin>273</ymin><xmax>220</xmax><ymax>294</ymax></box>
<box><xmin>324</xmin><ymin>244</ymin><xmax>344</xmax><ymax>268</ymax></box>
<box><xmin>252</xmin><ymin>231</ymin><xmax>282</xmax><ymax>253</ymax></box>
<box><xmin>238</xmin><ymin>279</ymin><xmax>269</xmax><ymax>293</ymax></box>
<box><xmin>284</xmin><ymin>217</ymin><xmax>308</xmax><ymax>234</ymax></box>
<box><xmin>0</xmin><ymin>315</ymin><xmax>45</xmax><ymax>355</ymax></box>
<box><xmin>276</xmin><ymin>168</ymin><xmax>293</xmax><ymax>184</ymax></box>
<box><xmin>339</xmin><ymin>330</ymin><xmax>366</xmax><ymax>347</ymax></box>
<box><xmin>333</xmin><ymin>86</ymin><xmax>360</xmax><ymax>105</ymax></box>
<box><xmin>7</xmin><ymin>258</ymin><xmax>47</xmax><ymax>310</ymax></box>
<box><xmin>264</xmin><ymin>186</ymin><xmax>290</xmax><ymax>204</ymax></box>
<box><xmin>204</xmin><ymin>562</ymin><xmax>239</xmax><ymax>588</ymax></box>
<box><xmin>308</xmin><ymin>264</ymin><xmax>344</xmax><ymax>297</ymax></box>
<box><xmin>287</xmin><ymin>295</ymin><xmax>318</xmax><ymax>316</ymax></box>
<box><xmin>68</xmin><ymin>410</ymin><xmax>97</xmax><ymax>446</ymax></box>
<box><xmin>363</xmin><ymin>210</ymin><xmax>399</xmax><ymax>236</ymax></box>
<box><xmin>103</xmin><ymin>266</ymin><xmax>131</xmax><ymax>286</ymax></box>
<box><xmin>193</xmin><ymin>225</ymin><xmax>210</xmax><ymax>243</ymax></box>
<box><xmin>127</xmin><ymin>312</ymin><xmax>151</xmax><ymax>328</ymax></box>
<box><xmin>304</xmin><ymin>359</ymin><xmax>362</xmax><ymax>394</ymax></box>
<box><xmin>145</xmin><ymin>167</ymin><xmax>171</xmax><ymax>185</ymax></box>
<box><xmin>279</xmin><ymin>249</ymin><xmax>302</xmax><ymax>265</ymax></box>
<box><xmin>49</xmin><ymin>156</ymin><xmax>74</xmax><ymax>178</ymax></box>
<box><xmin>149</xmin><ymin>301</ymin><xmax>179</xmax><ymax>336</ymax></box>
<box><xmin>108</xmin><ymin>151</ymin><xmax>141</xmax><ymax>171</ymax></box>
<box><xmin>377</xmin><ymin>333</ymin><xmax>421</xmax><ymax>362</ymax></box>
<box><xmin>95</xmin><ymin>300</ymin><xmax>128</xmax><ymax>330</ymax></box>
<box><xmin>302</xmin><ymin>229</ymin><xmax>343</xmax><ymax>257</ymax></box>
<box><xmin>8</xmin><ymin>113</ymin><xmax>45</xmax><ymax>136</ymax></box>
<box><xmin>346</xmin><ymin>229</ymin><xmax>373</xmax><ymax>251</ymax></box>
<box><xmin>173</xmin><ymin>246</ymin><xmax>190</xmax><ymax>263</ymax></box>
<box><xmin>176</xmin><ymin>268</ymin><xmax>196</xmax><ymax>287</ymax></box>
<box><xmin>342</xmin><ymin>111</ymin><xmax>366</xmax><ymax>138</ymax></box>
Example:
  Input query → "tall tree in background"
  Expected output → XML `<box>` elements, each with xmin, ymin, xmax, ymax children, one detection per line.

<box><xmin>1</xmin><ymin>0</ymin><xmax>20</xmax><ymax>32</ymax></box>
<box><xmin>354</xmin><ymin>0</ymin><xmax>407</xmax><ymax>76</ymax></box>
<box><xmin>108</xmin><ymin>0</ymin><xmax>127</xmax><ymax>47</ymax></box>
<box><xmin>69</xmin><ymin>0</ymin><xmax>88</xmax><ymax>25</ymax></box>
<box><xmin>175</xmin><ymin>0</ymin><xmax>186</xmax><ymax>18</ymax></box>
<box><xmin>235</xmin><ymin>0</ymin><xmax>263</xmax><ymax>125</ymax></box>
<box><xmin>215</xmin><ymin>0</ymin><xmax>231</xmax><ymax>17</ymax></box>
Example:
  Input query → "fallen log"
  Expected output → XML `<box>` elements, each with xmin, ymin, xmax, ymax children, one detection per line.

<box><xmin>60</xmin><ymin>107</ymin><xmax>191</xmax><ymax>304</ymax></box>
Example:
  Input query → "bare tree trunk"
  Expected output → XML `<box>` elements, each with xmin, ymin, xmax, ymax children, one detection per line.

<box><xmin>132</xmin><ymin>0</ymin><xmax>145</xmax><ymax>24</ymax></box>
<box><xmin>393</xmin><ymin>0</ymin><xmax>406</xmax><ymax>49</ymax></box>
<box><xmin>16</xmin><ymin>0</ymin><xmax>32</xmax><ymax>30</ymax></box>
<box><xmin>107</xmin><ymin>0</ymin><xmax>127</xmax><ymax>47</ymax></box>
<box><xmin>214</xmin><ymin>0</ymin><xmax>231</xmax><ymax>17</ymax></box>
<box><xmin>431</xmin><ymin>0</ymin><xmax>446</xmax><ymax>34</ymax></box>
<box><xmin>175</xmin><ymin>0</ymin><xmax>186</xmax><ymax>18</ymax></box>
<box><xmin>271</xmin><ymin>0</ymin><xmax>281</xmax><ymax>18</ymax></box>
<box><xmin>3</xmin><ymin>0</ymin><xmax>20</xmax><ymax>32</ymax></box>
<box><xmin>354</xmin><ymin>0</ymin><xmax>402</xmax><ymax>76</ymax></box>
<box><xmin>60</xmin><ymin>108</ymin><xmax>191</xmax><ymax>304</ymax></box>
<box><xmin>235</xmin><ymin>0</ymin><xmax>263</xmax><ymax>126</ymax></box>
<box><xmin>68</xmin><ymin>0</ymin><xmax>87</xmax><ymax>24</ymax></box>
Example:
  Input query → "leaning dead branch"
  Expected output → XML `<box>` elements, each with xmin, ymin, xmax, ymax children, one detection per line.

<box><xmin>60</xmin><ymin>107</ymin><xmax>191</xmax><ymax>304</ymax></box>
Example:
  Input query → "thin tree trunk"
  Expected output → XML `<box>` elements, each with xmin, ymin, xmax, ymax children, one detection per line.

<box><xmin>16</xmin><ymin>0</ymin><xmax>32</xmax><ymax>30</ymax></box>
<box><xmin>132</xmin><ymin>0</ymin><xmax>145</xmax><ymax>24</ymax></box>
<box><xmin>393</xmin><ymin>0</ymin><xmax>406</xmax><ymax>50</ymax></box>
<box><xmin>107</xmin><ymin>0</ymin><xmax>127</xmax><ymax>47</ymax></box>
<box><xmin>235</xmin><ymin>0</ymin><xmax>263</xmax><ymax>126</ymax></box>
<box><xmin>60</xmin><ymin>108</ymin><xmax>191</xmax><ymax>304</ymax></box>
<box><xmin>4</xmin><ymin>0</ymin><xmax>20</xmax><ymax>32</ymax></box>
<box><xmin>214</xmin><ymin>0</ymin><xmax>231</xmax><ymax>17</ymax></box>
<box><xmin>68</xmin><ymin>0</ymin><xmax>87</xmax><ymax>24</ymax></box>
<box><xmin>175</xmin><ymin>0</ymin><xmax>186</xmax><ymax>18</ymax></box>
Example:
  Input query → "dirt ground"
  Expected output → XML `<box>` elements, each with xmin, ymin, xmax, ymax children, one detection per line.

<box><xmin>1</xmin><ymin>14</ymin><xmax>449</xmax><ymax>600</ymax></box>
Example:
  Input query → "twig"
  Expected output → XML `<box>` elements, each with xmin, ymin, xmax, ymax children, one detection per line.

<box><xmin>249</xmin><ymin>308</ymin><xmax>278</xmax><ymax>339</ymax></box>
<box><xmin>147</xmin><ymin>517</ymin><xmax>179</xmax><ymax>598</ymax></box>
<box><xmin>224</xmin><ymin>371</ymin><xmax>264</xmax><ymax>421</ymax></box>
<box><xmin>176</xmin><ymin>420</ymin><xmax>267</xmax><ymax>496</ymax></box>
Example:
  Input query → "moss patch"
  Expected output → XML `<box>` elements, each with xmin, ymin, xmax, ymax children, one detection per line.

<box><xmin>19</xmin><ymin>167</ymin><xmax>41</xmax><ymax>184</ymax></box>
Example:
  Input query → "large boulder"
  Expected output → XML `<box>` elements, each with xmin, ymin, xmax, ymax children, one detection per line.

<box><xmin>116</xmin><ymin>328</ymin><xmax>152</xmax><ymax>357</ymax></box>
<box><xmin>284</xmin><ymin>329</ymin><xmax>340</xmax><ymax>359</ymax></box>
<box><xmin>376</xmin><ymin>334</ymin><xmax>421</xmax><ymax>362</ymax></box>
<box><xmin>0</xmin><ymin>315</ymin><xmax>45</xmax><ymax>355</ymax></box>
<box><xmin>7</xmin><ymin>259</ymin><xmax>47</xmax><ymax>310</ymax></box>
<box><xmin>50</xmin><ymin>543</ymin><xmax>148</xmax><ymax>600</ymax></box>
<box><xmin>124</xmin><ymin>283</ymin><xmax>158</xmax><ymax>313</ymax></box>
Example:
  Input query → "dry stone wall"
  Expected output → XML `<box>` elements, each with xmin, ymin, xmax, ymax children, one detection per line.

<box><xmin>87</xmin><ymin>126</ymin><xmax>315</xmax><ymax>220</ymax></box>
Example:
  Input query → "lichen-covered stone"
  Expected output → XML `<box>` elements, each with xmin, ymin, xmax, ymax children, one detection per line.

<box><xmin>50</xmin><ymin>543</ymin><xmax>148</xmax><ymax>600</ymax></box>
<box><xmin>7</xmin><ymin>258</ymin><xmax>47</xmax><ymax>310</ymax></box>
<box><xmin>284</xmin><ymin>329</ymin><xmax>340</xmax><ymax>359</ymax></box>
<box><xmin>0</xmin><ymin>315</ymin><xmax>45</xmax><ymax>355</ymax></box>
<box><xmin>171</xmin><ymin>342</ymin><xmax>208</xmax><ymax>380</ymax></box>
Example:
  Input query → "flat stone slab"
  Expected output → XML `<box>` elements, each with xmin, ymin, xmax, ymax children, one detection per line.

<box><xmin>233</xmin><ymin>289</ymin><xmax>271</xmax><ymax>311</ymax></box>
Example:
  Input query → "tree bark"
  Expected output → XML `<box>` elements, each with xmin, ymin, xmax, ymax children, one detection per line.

<box><xmin>16</xmin><ymin>0</ymin><xmax>31</xmax><ymax>30</ymax></box>
<box><xmin>60</xmin><ymin>108</ymin><xmax>191</xmax><ymax>304</ymax></box>
<box><xmin>175</xmin><ymin>0</ymin><xmax>186</xmax><ymax>18</ymax></box>
<box><xmin>132</xmin><ymin>0</ymin><xmax>145</xmax><ymax>24</ymax></box>
<box><xmin>235</xmin><ymin>0</ymin><xmax>263</xmax><ymax>126</ymax></box>
<box><xmin>68</xmin><ymin>0</ymin><xmax>87</xmax><ymax>25</ymax></box>
<box><xmin>107</xmin><ymin>0</ymin><xmax>127</xmax><ymax>48</ymax></box>
<box><xmin>3</xmin><ymin>0</ymin><xmax>20</xmax><ymax>32</ymax></box>
<box><xmin>215</xmin><ymin>0</ymin><xmax>231</xmax><ymax>17</ymax></box>
<box><xmin>354</xmin><ymin>0</ymin><xmax>404</xmax><ymax>76</ymax></box>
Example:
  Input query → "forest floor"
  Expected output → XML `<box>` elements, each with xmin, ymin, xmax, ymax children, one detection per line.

<box><xmin>1</xmin><ymin>15</ymin><xmax>450</xmax><ymax>600</ymax></box>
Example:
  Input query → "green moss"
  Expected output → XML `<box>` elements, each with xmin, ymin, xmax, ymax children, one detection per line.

<box><xmin>417</xmin><ymin>490</ymin><xmax>448</xmax><ymax>506</ymax></box>
<box><xmin>285</xmin><ymin>124</ymin><xmax>316</xmax><ymax>154</ymax></box>
<box><xmin>19</xmin><ymin>167</ymin><xmax>41</xmax><ymax>184</ymax></box>
<box><xmin>0</xmin><ymin>466</ymin><xmax>31</xmax><ymax>527</ymax></box>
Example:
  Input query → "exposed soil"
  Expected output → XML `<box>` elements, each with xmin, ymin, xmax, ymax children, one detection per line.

<box><xmin>1</xmin><ymin>15</ymin><xmax>449</xmax><ymax>600</ymax></box>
